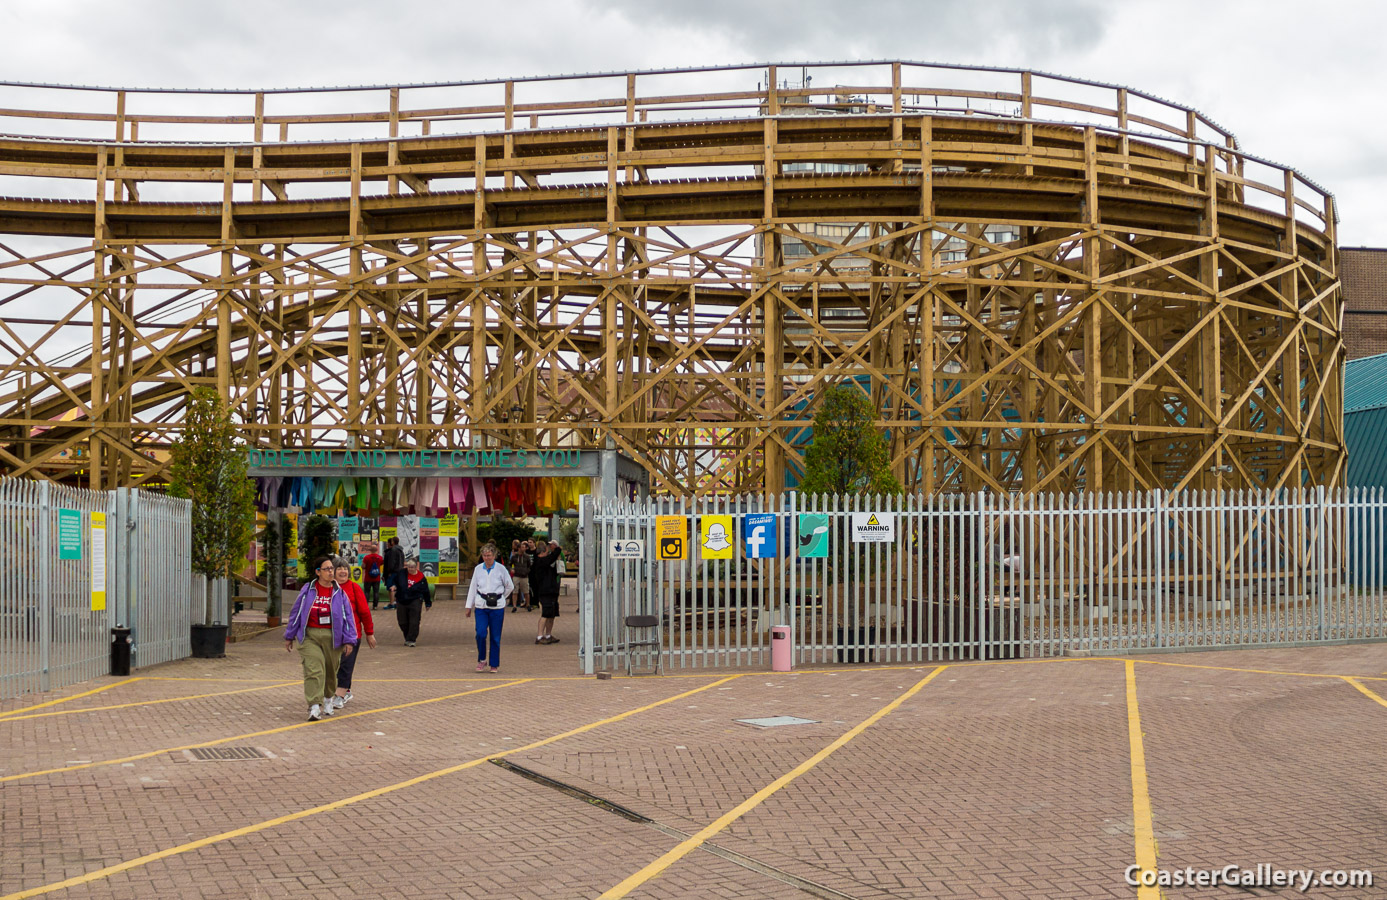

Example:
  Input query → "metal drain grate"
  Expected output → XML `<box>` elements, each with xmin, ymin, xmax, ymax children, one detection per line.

<box><xmin>735</xmin><ymin>716</ymin><xmax>819</xmax><ymax>728</ymax></box>
<box><xmin>187</xmin><ymin>746</ymin><xmax>270</xmax><ymax>761</ymax></box>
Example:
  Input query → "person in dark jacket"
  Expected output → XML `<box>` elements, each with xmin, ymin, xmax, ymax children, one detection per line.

<box><xmin>529</xmin><ymin>540</ymin><xmax>563</xmax><ymax>644</ymax></box>
<box><xmin>396</xmin><ymin>557</ymin><xmax>432</xmax><ymax>647</ymax></box>
<box><xmin>382</xmin><ymin>537</ymin><xmax>405</xmax><ymax>610</ymax></box>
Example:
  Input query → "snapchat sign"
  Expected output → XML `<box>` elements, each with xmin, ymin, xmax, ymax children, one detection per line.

<box><xmin>699</xmin><ymin>515</ymin><xmax>735</xmax><ymax>559</ymax></box>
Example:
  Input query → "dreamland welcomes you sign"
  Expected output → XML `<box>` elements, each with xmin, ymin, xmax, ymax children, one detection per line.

<box><xmin>248</xmin><ymin>448</ymin><xmax>582</xmax><ymax>470</ymax></box>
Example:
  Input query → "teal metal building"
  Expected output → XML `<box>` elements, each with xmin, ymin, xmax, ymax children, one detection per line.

<box><xmin>1345</xmin><ymin>352</ymin><xmax>1387</xmax><ymax>488</ymax></box>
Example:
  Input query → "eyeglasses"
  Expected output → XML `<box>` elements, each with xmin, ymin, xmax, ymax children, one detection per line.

<box><xmin>318</xmin><ymin>565</ymin><xmax>334</xmax><ymax>572</ymax></box>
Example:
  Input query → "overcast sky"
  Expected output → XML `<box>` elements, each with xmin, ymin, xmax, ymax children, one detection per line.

<box><xmin>3</xmin><ymin>0</ymin><xmax>1384</xmax><ymax>245</ymax></box>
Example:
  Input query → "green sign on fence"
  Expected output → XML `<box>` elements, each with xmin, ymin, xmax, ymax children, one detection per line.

<box><xmin>58</xmin><ymin>508</ymin><xmax>82</xmax><ymax>560</ymax></box>
<box><xmin>796</xmin><ymin>514</ymin><xmax>830</xmax><ymax>558</ymax></box>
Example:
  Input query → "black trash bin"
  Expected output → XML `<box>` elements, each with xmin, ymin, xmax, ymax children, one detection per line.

<box><xmin>111</xmin><ymin>625</ymin><xmax>132</xmax><ymax>676</ymax></box>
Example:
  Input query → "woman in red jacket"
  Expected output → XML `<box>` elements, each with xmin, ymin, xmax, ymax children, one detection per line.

<box><xmin>331</xmin><ymin>559</ymin><xmax>376</xmax><ymax>709</ymax></box>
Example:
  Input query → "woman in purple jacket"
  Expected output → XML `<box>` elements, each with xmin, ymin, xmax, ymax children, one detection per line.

<box><xmin>284</xmin><ymin>555</ymin><xmax>358</xmax><ymax>721</ymax></box>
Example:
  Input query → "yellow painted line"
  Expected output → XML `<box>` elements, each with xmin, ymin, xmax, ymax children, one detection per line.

<box><xmin>0</xmin><ymin>680</ymin><xmax>526</xmax><ymax>784</ymax></box>
<box><xmin>0</xmin><ymin>682</ymin><xmax>296</xmax><ymax>723</ymax></box>
<box><xmin>1125</xmin><ymin>660</ymin><xmax>1161</xmax><ymax>900</ymax></box>
<box><xmin>142</xmin><ymin>676</ymin><xmax>285</xmax><ymax>683</ymax></box>
<box><xmin>598</xmin><ymin>666</ymin><xmax>947</xmax><ymax>899</ymax></box>
<box><xmin>0</xmin><ymin>680</ymin><xmax>137</xmax><ymax>720</ymax></box>
<box><xmin>1118</xmin><ymin>657</ymin><xmax>1387</xmax><ymax>682</ymax></box>
<box><xmin>0</xmin><ymin>673</ymin><xmax>742</xmax><ymax>900</ymax></box>
<box><xmin>1343</xmin><ymin>677</ymin><xmax>1387</xmax><ymax>710</ymax></box>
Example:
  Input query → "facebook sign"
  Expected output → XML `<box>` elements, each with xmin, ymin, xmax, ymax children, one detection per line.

<box><xmin>741</xmin><ymin>513</ymin><xmax>778</xmax><ymax>558</ymax></box>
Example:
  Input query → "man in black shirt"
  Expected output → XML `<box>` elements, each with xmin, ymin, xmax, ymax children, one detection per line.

<box><xmin>382</xmin><ymin>537</ymin><xmax>405</xmax><ymax>610</ymax></box>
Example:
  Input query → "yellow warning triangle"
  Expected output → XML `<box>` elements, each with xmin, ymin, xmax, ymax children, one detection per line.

<box><xmin>867</xmin><ymin>514</ymin><xmax>879</xmax><ymax>525</ymax></box>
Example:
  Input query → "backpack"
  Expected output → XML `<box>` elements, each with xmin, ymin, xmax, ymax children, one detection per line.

<box><xmin>366</xmin><ymin>561</ymin><xmax>381</xmax><ymax>579</ymax></box>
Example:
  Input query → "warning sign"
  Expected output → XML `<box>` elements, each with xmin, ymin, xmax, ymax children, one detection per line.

<box><xmin>655</xmin><ymin>516</ymin><xmax>686</xmax><ymax>560</ymax></box>
<box><xmin>850</xmin><ymin>512</ymin><xmax>896</xmax><ymax>543</ymax></box>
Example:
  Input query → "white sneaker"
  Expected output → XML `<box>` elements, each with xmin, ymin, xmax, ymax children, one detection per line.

<box><xmin>322</xmin><ymin>697</ymin><xmax>336</xmax><ymax>716</ymax></box>
<box><xmin>308</xmin><ymin>704</ymin><xmax>322</xmax><ymax>721</ymax></box>
<box><xmin>333</xmin><ymin>694</ymin><xmax>350</xmax><ymax>709</ymax></box>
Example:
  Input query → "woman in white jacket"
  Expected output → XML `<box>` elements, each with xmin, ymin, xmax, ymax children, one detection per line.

<box><xmin>465</xmin><ymin>542</ymin><xmax>514</xmax><ymax>672</ymax></box>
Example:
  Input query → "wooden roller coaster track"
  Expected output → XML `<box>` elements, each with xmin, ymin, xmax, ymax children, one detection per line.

<box><xmin>0</xmin><ymin>61</ymin><xmax>1343</xmax><ymax>496</ymax></box>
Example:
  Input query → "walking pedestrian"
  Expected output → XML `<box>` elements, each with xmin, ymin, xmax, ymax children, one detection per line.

<box><xmin>396</xmin><ymin>557</ymin><xmax>432</xmax><ymax>647</ymax></box>
<box><xmin>530</xmin><ymin>540</ymin><xmax>562</xmax><ymax>645</ymax></box>
<box><xmin>465</xmin><ymin>542</ymin><xmax>513</xmax><ymax>672</ymax></box>
<box><xmin>283</xmin><ymin>556</ymin><xmax>358</xmax><ymax>721</ymax></box>
<box><xmin>331</xmin><ymin>560</ymin><xmax>376</xmax><ymax>709</ymax></box>
<box><xmin>382</xmin><ymin>537</ymin><xmax>405</xmax><ymax>610</ymax></box>
<box><xmin>362</xmin><ymin>543</ymin><xmax>385</xmax><ymax>610</ymax></box>
<box><xmin>509</xmin><ymin>538</ymin><xmax>533</xmax><ymax>611</ymax></box>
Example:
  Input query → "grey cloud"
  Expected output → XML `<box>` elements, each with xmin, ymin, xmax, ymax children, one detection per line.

<box><xmin>599</xmin><ymin>0</ymin><xmax>1112</xmax><ymax>62</ymax></box>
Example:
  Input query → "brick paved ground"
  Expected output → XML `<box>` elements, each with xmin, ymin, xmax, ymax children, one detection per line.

<box><xmin>2</xmin><ymin>597</ymin><xmax>1385</xmax><ymax>899</ymax></box>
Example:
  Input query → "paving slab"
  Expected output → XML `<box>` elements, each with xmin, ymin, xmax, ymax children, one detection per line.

<box><xmin>1</xmin><ymin>597</ymin><xmax>1385</xmax><ymax>899</ymax></box>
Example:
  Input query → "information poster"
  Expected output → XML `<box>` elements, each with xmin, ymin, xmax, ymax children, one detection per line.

<box><xmin>699</xmin><ymin>515</ymin><xmax>735</xmax><ymax>560</ymax></box>
<box><xmin>655</xmin><ymin>516</ymin><xmax>686</xmax><ymax>560</ymax></box>
<box><xmin>58</xmin><ymin>508</ymin><xmax>82</xmax><ymax>561</ymax></box>
<box><xmin>351</xmin><ymin>518</ymin><xmax>378</xmax><ymax>582</ymax></box>
<box><xmin>254</xmin><ymin>511</ymin><xmax>267</xmax><ymax>577</ymax></box>
<box><xmin>796</xmin><ymin>513</ymin><xmax>830</xmax><ymax>558</ymax></box>
<box><xmin>90</xmin><ymin>511</ymin><xmax>107</xmax><ymax>611</ymax></box>
<box><xmin>338</xmin><ymin>516</ymin><xmax>360</xmax><ymax>543</ymax></box>
<box><xmin>397</xmin><ymin>516</ymin><xmax>419</xmax><ymax>561</ymax></box>
<box><xmin>285</xmin><ymin>513</ymin><xmax>301</xmax><ymax>579</ymax></box>
<box><xmin>286</xmin><ymin>513</ymin><xmax>305</xmax><ymax>579</ymax></box>
<box><xmin>378</xmin><ymin>516</ymin><xmax>398</xmax><ymax>545</ymax></box>
<box><xmin>419</xmin><ymin>517</ymin><xmax>439</xmax><ymax>584</ymax></box>
<box><xmin>438</xmin><ymin>515</ymin><xmax>459</xmax><ymax>584</ymax></box>
<box><xmin>742</xmin><ymin>513</ymin><xmax>778</xmax><ymax>558</ymax></box>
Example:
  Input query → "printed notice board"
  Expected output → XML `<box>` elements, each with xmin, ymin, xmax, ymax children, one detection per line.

<box><xmin>742</xmin><ymin>513</ymin><xmax>778</xmax><ymax>558</ymax></box>
<box><xmin>655</xmin><ymin>516</ymin><xmax>686</xmax><ymax>560</ymax></box>
<box><xmin>90</xmin><ymin>511</ymin><xmax>107</xmax><ymax>611</ymax></box>
<box><xmin>850</xmin><ymin>512</ymin><xmax>896</xmax><ymax>543</ymax></box>
<box><xmin>58</xmin><ymin>508</ymin><xmax>82</xmax><ymax>560</ymax></box>
<box><xmin>797</xmin><ymin>513</ymin><xmax>830</xmax><ymax>558</ymax></box>
<box><xmin>699</xmin><ymin>515</ymin><xmax>735</xmax><ymax>559</ymax></box>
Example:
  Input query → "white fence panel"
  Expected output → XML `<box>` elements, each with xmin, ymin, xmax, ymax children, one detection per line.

<box><xmin>582</xmin><ymin>488</ymin><xmax>1387</xmax><ymax>673</ymax></box>
<box><xmin>0</xmin><ymin>478</ymin><xmax>193</xmax><ymax>700</ymax></box>
<box><xmin>133</xmin><ymin>491</ymin><xmax>194</xmax><ymax>668</ymax></box>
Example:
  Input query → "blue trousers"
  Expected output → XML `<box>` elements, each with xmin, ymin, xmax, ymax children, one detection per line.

<box><xmin>474</xmin><ymin>607</ymin><xmax>504</xmax><ymax>668</ymax></box>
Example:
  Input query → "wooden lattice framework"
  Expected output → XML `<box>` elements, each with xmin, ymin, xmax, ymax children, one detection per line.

<box><xmin>0</xmin><ymin>62</ymin><xmax>1343</xmax><ymax>495</ymax></box>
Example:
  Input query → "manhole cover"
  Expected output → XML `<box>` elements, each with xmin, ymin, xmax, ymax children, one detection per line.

<box><xmin>185</xmin><ymin>746</ymin><xmax>271</xmax><ymax>761</ymax></box>
<box><xmin>734</xmin><ymin>716</ymin><xmax>819</xmax><ymax>728</ymax></box>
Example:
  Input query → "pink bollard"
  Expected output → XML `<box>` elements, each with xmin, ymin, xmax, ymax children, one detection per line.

<box><xmin>770</xmin><ymin>625</ymin><xmax>793</xmax><ymax>672</ymax></box>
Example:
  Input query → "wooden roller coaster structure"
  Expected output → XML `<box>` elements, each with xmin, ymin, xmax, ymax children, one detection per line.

<box><xmin>0</xmin><ymin>61</ymin><xmax>1343</xmax><ymax>496</ymax></box>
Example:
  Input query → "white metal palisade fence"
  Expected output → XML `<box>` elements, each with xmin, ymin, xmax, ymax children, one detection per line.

<box><xmin>581</xmin><ymin>487</ymin><xmax>1387</xmax><ymax>672</ymax></box>
<box><xmin>0</xmin><ymin>478</ymin><xmax>193</xmax><ymax>699</ymax></box>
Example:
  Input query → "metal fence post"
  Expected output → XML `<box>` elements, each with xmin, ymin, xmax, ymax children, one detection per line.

<box><xmin>976</xmin><ymin>491</ymin><xmax>987</xmax><ymax>661</ymax></box>
<box><xmin>787</xmin><ymin>490</ymin><xmax>797</xmax><ymax>664</ymax></box>
<box><xmin>1317</xmin><ymin>484</ymin><xmax>1327</xmax><ymax>641</ymax></box>
<box><xmin>37</xmin><ymin>480</ymin><xmax>51</xmax><ymax>692</ymax></box>
<box><xmin>1153</xmin><ymin>489</ymin><xmax>1164</xmax><ymax>648</ymax></box>
<box><xmin>580</xmin><ymin>493</ymin><xmax>595</xmax><ymax>675</ymax></box>
<box><xmin>126</xmin><ymin>489</ymin><xmax>141</xmax><ymax>663</ymax></box>
<box><xmin>112</xmin><ymin>487</ymin><xmax>127</xmax><ymax>631</ymax></box>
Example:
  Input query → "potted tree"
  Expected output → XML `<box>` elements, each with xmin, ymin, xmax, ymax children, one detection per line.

<box><xmin>259</xmin><ymin>515</ymin><xmax>290</xmax><ymax>626</ymax></box>
<box><xmin>169</xmin><ymin>388</ymin><xmax>257</xmax><ymax>658</ymax></box>
<box><xmin>797</xmin><ymin>384</ymin><xmax>903</xmax><ymax>662</ymax></box>
<box><xmin>298</xmin><ymin>515</ymin><xmax>337</xmax><ymax>571</ymax></box>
